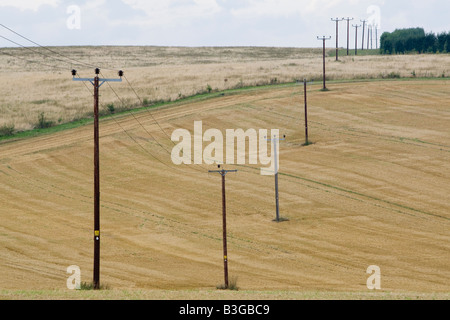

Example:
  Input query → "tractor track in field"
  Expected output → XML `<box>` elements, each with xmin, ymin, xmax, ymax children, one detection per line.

<box><xmin>2</xmin><ymin>164</ymin><xmax>303</xmax><ymax>259</ymax></box>
<box><xmin>235</xmin><ymin>164</ymin><xmax>449</xmax><ymax>223</ymax></box>
<box><xmin>265</xmin><ymin>108</ymin><xmax>450</xmax><ymax>153</ymax></box>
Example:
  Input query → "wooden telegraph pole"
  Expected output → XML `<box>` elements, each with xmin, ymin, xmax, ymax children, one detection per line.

<box><xmin>302</xmin><ymin>79</ymin><xmax>315</xmax><ymax>145</ymax></box>
<box><xmin>317</xmin><ymin>36</ymin><xmax>332</xmax><ymax>90</ymax></box>
<box><xmin>72</xmin><ymin>68</ymin><xmax>123</xmax><ymax>290</ymax></box>
<box><xmin>353</xmin><ymin>24</ymin><xmax>362</xmax><ymax>55</ymax></box>
<box><xmin>331</xmin><ymin>18</ymin><xmax>344</xmax><ymax>61</ymax></box>
<box><xmin>304</xmin><ymin>79</ymin><xmax>309</xmax><ymax>145</ymax></box>
<box><xmin>344</xmin><ymin>17</ymin><xmax>354</xmax><ymax>56</ymax></box>
<box><xmin>361</xmin><ymin>20</ymin><xmax>368</xmax><ymax>50</ymax></box>
<box><xmin>209</xmin><ymin>165</ymin><xmax>237</xmax><ymax>289</ymax></box>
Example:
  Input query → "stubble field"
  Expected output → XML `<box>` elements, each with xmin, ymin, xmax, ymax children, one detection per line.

<box><xmin>0</xmin><ymin>47</ymin><xmax>449</xmax><ymax>300</ymax></box>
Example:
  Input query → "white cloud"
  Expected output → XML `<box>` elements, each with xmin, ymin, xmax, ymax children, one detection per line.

<box><xmin>230</xmin><ymin>0</ymin><xmax>327</xmax><ymax>18</ymax></box>
<box><xmin>0</xmin><ymin>0</ymin><xmax>60</xmax><ymax>11</ymax></box>
<box><xmin>230</xmin><ymin>0</ymin><xmax>371</xmax><ymax>18</ymax></box>
<box><xmin>82</xmin><ymin>0</ymin><xmax>107</xmax><ymax>11</ymax></box>
<box><xmin>120</xmin><ymin>0</ymin><xmax>222</xmax><ymax>25</ymax></box>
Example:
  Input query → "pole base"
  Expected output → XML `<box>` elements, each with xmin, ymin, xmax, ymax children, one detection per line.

<box><xmin>272</xmin><ymin>217</ymin><xmax>290</xmax><ymax>223</ymax></box>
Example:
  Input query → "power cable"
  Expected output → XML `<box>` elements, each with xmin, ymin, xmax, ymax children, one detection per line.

<box><xmin>0</xmin><ymin>23</ymin><xmax>113</xmax><ymax>70</ymax></box>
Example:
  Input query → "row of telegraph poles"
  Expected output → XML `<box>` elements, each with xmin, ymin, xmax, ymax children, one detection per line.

<box><xmin>330</xmin><ymin>17</ymin><xmax>380</xmax><ymax>60</ymax></box>
<box><xmin>317</xmin><ymin>17</ymin><xmax>381</xmax><ymax>90</ymax></box>
<box><xmin>72</xmin><ymin>14</ymin><xmax>382</xmax><ymax>291</ymax></box>
<box><xmin>72</xmin><ymin>16</ymin><xmax>348</xmax><ymax>287</ymax></box>
<box><xmin>72</xmin><ymin>67</ymin><xmax>290</xmax><ymax>290</ymax></box>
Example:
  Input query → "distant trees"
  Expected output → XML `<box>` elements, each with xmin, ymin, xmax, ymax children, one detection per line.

<box><xmin>380</xmin><ymin>28</ymin><xmax>450</xmax><ymax>54</ymax></box>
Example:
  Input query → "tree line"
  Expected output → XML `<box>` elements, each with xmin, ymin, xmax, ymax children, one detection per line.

<box><xmin>380</xmin><ymin>28</ymin><xmax>450</xmax><ymax>54</ymax></box>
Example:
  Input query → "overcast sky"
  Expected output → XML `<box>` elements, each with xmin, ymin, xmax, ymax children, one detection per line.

<box><xmin>0</xmin><ymin>0</ymin><xmax>449</xmax><ymax>48</ymax></box>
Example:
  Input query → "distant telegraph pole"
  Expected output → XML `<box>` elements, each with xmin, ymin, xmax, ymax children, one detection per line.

<box><xmin>344</xmin><ymin>17</ymin><xmax>354</xmax><ymax>55</ymax></box>
<box><xmin>360</xmin><ymin>19</ymin><xmax>367</xmax><ymax>50</ymax></box>
<box><xmin>370</xmin><ymin>25</ymin><xmax>373</xmax><ymax>49</ymax></box>
<box><xmin>317</xmin><ymin>36</ymin><xmax>332</xmax><ymax>90</ymax></box>
<box><xmin>209</xmin><ymin>165</ymin><xmax>237</xmax><ymax>289</ymax></box>
<box><xmin>72</xmin><ymin>68</ymin><xmax>123</xmax><ymax>290</ymax></box>
<box><xmin>303</xmin><ymin>79</ymin><xmax>314</xmax><ymax>145</ymax></box>
<box><xmin>331</xmin><ymin>18</ymin><xmax>344</xmax><ymax>61</ymax></box>
<box><xmin>304</xmin><ymin>79</ymin><xmax>309</xmax><ymax>145</ymax></box>
<box><xmin>353</xmin><ymin>24</ymin><xmax>362</xmax><ymax>55</ymax></box>
<box><xmin>375</xmin><ymin>25</ymin><xmax>379</xmax><ymax>49</ymax></box>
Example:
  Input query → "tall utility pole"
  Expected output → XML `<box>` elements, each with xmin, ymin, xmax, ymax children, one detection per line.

<box><xmin>209</xmin><ymin>165</ymin><xmax>237</xmax><ymax>289</ymax></box>
<box><xmin>375</xmin><ymin>25</ymin><xmax>379</xmax><ymax>49</ymax></box>
<box><xmin>266</xmin><ymin>135</ymin><xmax>286</xmax><ymax>222</ymax></box>
<box><xmin>303</xmin><ymin>79</ymin><xmax>314</xmax><ymax>145</ymax></box>
<box><xmin>344</xmin><ymin>17</ymin><xmax>354</xmax><ymax>56</ymax></box>
<box><xmin>317</xmin><ymin>36</ymin><xmax>332</xmax><ymax>90</ymax></box>
<box><xmin>370</xmin><ymin>25</ymin><xmax>373</xmax><ymax>49</ymax></box>
<box><xmin>361</xmin><ymin>19</ymin><xmax>367</xmax><ymax>50</ymax></box>
<box><xmin>304</xmin><ymin>79</ymin><xmax>309</xmax><ymax>145</ymax></box>
<box><xmin>367</xmin><ymin>25</ymin><xmax>371</xmax><ymax>50</ymax></box>
<box><xmin>72</xmin><ymin>68</ymin><xmax>123</xmax><ymax>290</ymax></box>
<box><xmin>353</xmin><ymin>24</ymin><xmax>362</xmax><ymax>55</ymax></box>
<box><xmin>331</xmin><ymin>18</ymin><xmax>344</xmax><ymax>61</ymax></box>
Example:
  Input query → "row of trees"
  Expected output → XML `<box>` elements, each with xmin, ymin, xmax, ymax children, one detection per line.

<box><xmin>380</xmin><ymin>28</ymin><xmax>450</xmax><ymax>54</ymax></box>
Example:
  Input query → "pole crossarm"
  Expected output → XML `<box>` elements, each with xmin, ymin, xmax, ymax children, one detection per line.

<box><xmin>209</xmin><ymin>170</ymin><xmax>238</xmax><ymax>176</ymax></box>
<box><xmin>73</xmin><ymin>77</ymin><xmax>122</xmax><ymax>87</ymax></box>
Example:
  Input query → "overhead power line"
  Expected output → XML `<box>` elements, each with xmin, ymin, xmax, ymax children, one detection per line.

<box><xmin>123</xmin><ymin>75</ymin><xmax>175</xmax><ymax>145</ymax></box>
<box><xmin>0</xmin><ymin>48</ymin><xmax>67</xmax><ymax>71</ymax></box>
<box><xmin>0</xmin><ymin>34</ymin><xmax>75</xmax><ymax>69</ymax></box>
<box><xmin>0</xmin><ymin>24</ymin><xmax>212</xmax><ymax>176</ymax></box>
<box><xmin>120</xmin><ymin>74</ymin><xmax>212</xmax><ymax>175</ymax></box>
<box><xmin>0</xmin><ymin>25</ymin><xmax>189</xmax><ymax>174</ymax></box>
<box><xmin>0</xmin><ymin>23</ymin><xmax>111</xmax><ymax>70</ymax></box>
<box><xmin>101</xmin><ymin>72</ymin><xmax>208</xmax><ymax>175</ymax></box>
<box><xmin>100</xmin><ymin>72</ymin><xmax>181</xmax><ymax>169</ymax></box>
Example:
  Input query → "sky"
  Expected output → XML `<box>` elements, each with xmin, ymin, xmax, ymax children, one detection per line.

<box><xmin>0</xmin><ymin>0</ymin><xmax>449</xmax><ymax>48</ymax></box>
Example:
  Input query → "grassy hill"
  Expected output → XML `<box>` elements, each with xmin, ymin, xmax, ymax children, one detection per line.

<box><xmin>1</xmin><ymin>46</ymin><xmax>449</xmax><ymax>133</ymax></box>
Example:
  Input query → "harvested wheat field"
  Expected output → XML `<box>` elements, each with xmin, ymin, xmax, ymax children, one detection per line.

<box><xmin>0</xmin><ymin>79</ymin><xmax>449</xmax><ymax>300</ymax></box>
